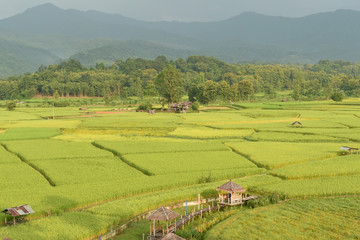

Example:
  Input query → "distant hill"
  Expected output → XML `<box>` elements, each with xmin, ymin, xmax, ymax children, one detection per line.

<box><xmin>1</xmin><ymin>3</ymin><xmax>360</xmax><ymax>76</ymax></box>
<box><xmin>0</xmin><ymin>39</ymin><xmax>59</xmax><ymax>78</ymax></box>
<box><xmin>70</xmin><ymin>40</ymin><xmax>198</xmax><ymax>66</ymax></box>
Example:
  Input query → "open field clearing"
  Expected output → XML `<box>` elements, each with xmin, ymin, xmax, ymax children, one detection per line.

<box><xmin>0</xmin><ymin>128</ymin><xmax>60</xmax><ymax>141</ymax></box>
<box><xmin>205</xmin><ymin>198</ymin><xmax>360</xmax><ymax>240</ymax></box>
<box><xmin>0</xmin><ymin>101</ymin><xmax>359</xmax><ymax>239</ymax></box>
<box><xmin>0</xmin><ymin>119</ymin><xmax>81</xmax><ymax>129</ymax></box>
<box><xmin>259</xmin><ymin>175</ymin><xmax>360</xmax><ymax>197</ymax></box>
<box><xmin>246</xmin><ymin>131</ymin><xmax>347</xmax><ymax>142</ymax></box>
<box><xmin>80</xmin><ymin>113</ymin><xmax>182</xmax><ymax>129</ymax></box>
<box><xmin>168</xmin><ymin>126</ymin><xmax>254</xmax><ymax>139</ymax></box>
<box><xmin>270</xmin><ymin>154</ymin><xmax>360</xmax><ymax>179</ymax></box>
<box><xmin>95</xmin><ymin>140</ymin><xmax>229</xmax><ymax>155</ymax></box>
<box><xmin>3</xmin><ymin>139</ymin><xmax>113</xmax><ymax>160</ymax></box>
<box><xmin>122</xmin><ymin>151</ymin><xmax>259</xmax><ymax>175</ymax></box>
<box><xmin>24</xmin><ymin>157</ymin><xmax>145</xmax><ymax>185</ymax></box>
<box><xmin>226</xmin><ymin>142</ymin><xmax>344</xmax><ymax>169</ymax></box>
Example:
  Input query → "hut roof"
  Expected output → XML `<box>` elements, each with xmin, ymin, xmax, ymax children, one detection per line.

<box><xmin>160</xmin><ymin>233</ymin><xmax>186</xmax><ymax>240</ymax></box>
<box><xmin>292</xmin><ymin>121</ymin><xmax>302</xmax><ymax>125</ymax></box>
<box><xmin>1</xmin><ymin>204</ymin><xmax>34</xmax><ymax>217</ymax></box>
<box><xmin>341</xmin><ymin>146</ymin><xmax>359</xmax><ymax>151</ymax></box>
<box><xmin>146</xmin><ymin>206</ymin><xmax>179</xmax><ymax>221</ymax></box>
<box><xmin>216</xmin><ymin>179</ymin><xmax>246</xmax><ymax>193</ymax></box>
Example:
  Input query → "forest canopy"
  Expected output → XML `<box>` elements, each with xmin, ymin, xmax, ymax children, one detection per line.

<box><xmin>0</xmin><ymin>56</ymin><xmax>359</xmax><ymax>103</ymax></box>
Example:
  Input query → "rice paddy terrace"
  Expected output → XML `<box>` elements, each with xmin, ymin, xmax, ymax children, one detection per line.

<box><xmin>0</xmin><ymin>101</ymin><xmax>359</xmax><ymax>239</ymax></box>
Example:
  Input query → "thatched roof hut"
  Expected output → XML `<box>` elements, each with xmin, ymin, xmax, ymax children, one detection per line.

<box><xmin>216</xmin><ymin>179</ymin><xmax>247</xmax><ymax>206</ymax></box>
<box><xmin>147</xmin><ymin>206</ymin><xmax>179</xmax><ymax>221</ymax></box>
<box><xmin>147</xmin><ymin>206</ymin><xmax>179</xmax><ymax>237</ymax></box>
<box><xmin>216</xmin><ymin>179</ymin><xmax>246</xmax><ymax>193</ymax></box>
<box><xmin>160</xmin><ymin>233</ymin><xmax>185</xmax><ymax>240</ymax></box>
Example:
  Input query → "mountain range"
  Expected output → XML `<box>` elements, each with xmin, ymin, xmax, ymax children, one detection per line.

<box><xmin>0</xmin><ymin>3</ymin><xmax>360</xmax><ymax>77</ymax></box>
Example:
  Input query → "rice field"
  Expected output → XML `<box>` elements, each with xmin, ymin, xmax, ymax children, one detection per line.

<box><xmin>205</xmin><ymin>198</ymin><xmax>360</xmax><ymax>240</ymax></box>
<box><xmin>0</xmin><ymin>101</ymin><xmax>359</xmax><ymax>239</ymax></box>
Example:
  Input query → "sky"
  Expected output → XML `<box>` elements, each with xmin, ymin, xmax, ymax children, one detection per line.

<box><xmin>1</xmin><ymin>0</ymin><xmax>360</xmax><ymax>22</ymax></box>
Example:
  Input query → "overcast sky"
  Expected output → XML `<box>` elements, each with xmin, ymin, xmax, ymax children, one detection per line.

<box><xmin>1</xmin><ymin>0</ymin><xmax>360</xmax><ymax>22</ymax></box>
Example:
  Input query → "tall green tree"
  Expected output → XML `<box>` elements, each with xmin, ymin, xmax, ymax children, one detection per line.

<box><xmin>238</xmin><ymin>79</ymin><xmax>254</xmax><ymax>100</ymax></box>
<box><xmin>155</xmin><ymin>65</ymin><xmax>183</xmax><ymax>103</ymax></box>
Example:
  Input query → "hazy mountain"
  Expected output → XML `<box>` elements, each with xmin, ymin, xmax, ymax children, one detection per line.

<box><xmin>1</xmin><ymin>3</ymin><xmax>360</xmax><ymax>77</ymax></box>
<box><xmin>0</xmin><ymin>3</ymin><xmax>200</xmax><ymax>48</ymax></box>
<box><xmin>70</xmin><ymin>40</ymin><xmax>199</xmax><ymax>66</ymax></box>
<box><xmin>0</xmin><ymin>39</ymin><xmax>59</xmax><ymax>78</ymax></box>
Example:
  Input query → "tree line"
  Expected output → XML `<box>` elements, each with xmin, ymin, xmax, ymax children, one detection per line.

<box><xmin>0</xmin><ymin>56</ymin><xmax>360</xmax><ymax>103</ymax></box>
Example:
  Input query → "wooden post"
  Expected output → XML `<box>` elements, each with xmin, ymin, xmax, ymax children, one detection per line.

<box><xmin>198</xmin><ymin>193</ymin><xmax>201</xmax><ymax>210</ymax></box>
<box><xmin>149</xmin><ymin>222</ymin><xmax>151</xmax><ymax>236</ymax></box>
<box><xmin>209</xmin><ymin>206</ymin><xmax>211</xmax><ymax>213</ymax></box>
<box><xmin>4</xmin><ymin>213</ymin><xmax>7</xmax><ymax>224</ymax></box>
<box><xmin>153</xmin><ymin>220</ymin><xmax>155</xmax><ymax>236</ymax></box>
<box><xmin>143</xmin><ymin>233</ymin><xmax>145</xmax><ymax>240</ymax></box>
<box><xmin>182</xmin><ymin>219</ymin><xmax>184</xmax><ymax>230</ymax></box>
<box><xmin>13</xmin><ymin>216</ymin><xmax>15</xmax><ymax>225</ymax></box>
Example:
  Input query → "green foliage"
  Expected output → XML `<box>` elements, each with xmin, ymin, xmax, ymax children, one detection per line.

<box><xmin>137</xmin><ymin>103</ymin><xmax>152</xmax><ymax>111</ymax></box>
<box><xmin>192</xmin><ymin>101</ymin><xmax>200</xmax><ymax>111</ymax></box>
<box><xmin>5</xmin><ymin>101</ymin><xmax>16</xmax><ymax>111</ymax></box>
<box><xmin>2</xmin><ymin>56</ymin><xmax>360</xmax><ymax>102</ymax></box>
<box><xmin>330</xmin><ymin>92</ymin><xmax>344</xmax><ymax>102</ymax></box>
<box><xmin>155</xmin><ymin>64</ymin><xmax>183</xmax><ymax>103</ymax></box>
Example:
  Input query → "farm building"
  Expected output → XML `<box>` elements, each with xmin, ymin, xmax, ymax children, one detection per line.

<box><xmin>168</xmin><ymin>102</ymin><xmax>193</xmax><ymax>112</ymax></box>
<box><xmin>340</xmin><ymin>146</ymin><xmax>359</xmax><ymax>154</ymax></box>
<box><xmin>216</xmin><ymin>179</ymin><xmax>247</xmax><ymax>206</ymax></box>
<box><xmin>1</xmin><ymin>204</ymin><xmax>34</xmax><ymax>225</ymax></box>
<box><xmin>147</xmin><ymin>206</ymin><xmax>179</xmax><ymax>239</ymax></box>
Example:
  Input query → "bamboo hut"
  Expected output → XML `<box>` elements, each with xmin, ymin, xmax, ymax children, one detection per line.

<box><xmin>216</xmin><ymin>179</ymin><xmax>247</xmax><ymax>206</ymax></box>
<box><xmin>147</xmin><ymin>206</ymin><xmax>179</xmax><ymax>238</ymax></box>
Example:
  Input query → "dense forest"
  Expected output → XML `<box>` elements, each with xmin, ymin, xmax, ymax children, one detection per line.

<box><xmin>0</xmin><ymin>56</ymin><xmax>360</xmax><ymax>104</ymax></box>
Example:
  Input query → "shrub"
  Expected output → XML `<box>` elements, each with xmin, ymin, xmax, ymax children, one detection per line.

<box><xmin>6</xmin><ymin>101</ymin><xmax>16</xmax><ymax>111</ymax></box>
<box><xmin>330</xmin><ymin>92</ymin><xmax>344</xmax><ymax>102</ymax></box>
<box><xmin>137</xmin><ymin>103</ymin><xmax>152</xmax><ymax>111</ymax></box>
<box><xmin>192</xmin><ymin>101</ymin><xmax>200</xmax><ymax>111</ymax></box>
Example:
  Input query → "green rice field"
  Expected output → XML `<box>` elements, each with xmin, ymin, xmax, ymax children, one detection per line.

<box><xmin>0</xmin><ymin>100</ymin><xmax>359</xmax><ymax>239</ymax></box>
